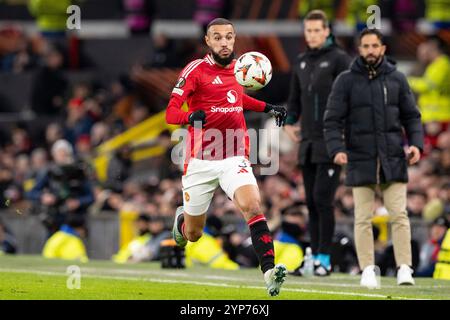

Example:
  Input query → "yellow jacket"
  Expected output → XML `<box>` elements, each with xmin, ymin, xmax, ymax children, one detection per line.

<box><xmin>274</xmin><ymin>240</ymin><xmax>303</xmax><ymax>272</ymax></box>
<box><xmin>409</xmin><ymin>55</ymin><xmax>450</xmax><ymax>123</ymax></box>
<box><xmin>113</xmin><ymin>233</ymin><xmax>151</xmax><ymax>264</ymax></box>
<box><xmin>185</xmin><ymin>233</ymin><xmax>239</xmax><ymax>270</ymax></box>
<box><xmin>42</xmin><ymin>227</ymin><xmax>88</xmax><ymax>262</ymax></box>
<box><xmin>433</xmin><ymin>229</ymin><xmax>450</xmax><ymax>280</ymax></box>
<box><xmin>28</xmin><ymin>0</ymin><xmax>73</xmax><ymax>32</ymax></box>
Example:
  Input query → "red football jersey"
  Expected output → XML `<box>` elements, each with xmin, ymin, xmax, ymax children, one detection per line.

<box><xmin>166</xmin><ymin>54</ymin><xmax>266</xmax><ymax>162</ymax></box>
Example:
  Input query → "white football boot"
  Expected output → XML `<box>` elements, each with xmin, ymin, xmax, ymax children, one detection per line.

<box><xmin>264</xmin><ymin>264</ymin><xmax>287</xmax><ymax>297</ymax></box>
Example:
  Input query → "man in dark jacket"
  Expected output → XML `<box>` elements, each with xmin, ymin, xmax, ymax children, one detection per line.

<box><xmin>324</xmin><ymin>28</ymin><xmax>424</xmax><ymax>288</ymax></box>
<box><xmin>284</xmin><ymin>10</ymin><xmax>352</xmax><ymax>276</ymax></box>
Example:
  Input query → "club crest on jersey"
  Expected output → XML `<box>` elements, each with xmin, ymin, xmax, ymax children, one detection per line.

<box><xmin>238</xmin><ymin>159</ymin><xmax>248</xmax><ymax>168</ymax></box>
<box><xmin>226</xmin><ymin>90</ymin><xmax>237</xmax><ymax>103</ymax></box>
<box><xmin>184</xmin><ymin>192</ymin><xmax>190</xmax><ymax>202</ymax></box>
<box><xmin>300</xmin><ymin>61</ymin><xmax>306</xmax><ymax>69</ymax></box>
<box><xmin>175</xmin><ymin>77</ymin><xmax>186</xmax><ymax>88</ymax></box>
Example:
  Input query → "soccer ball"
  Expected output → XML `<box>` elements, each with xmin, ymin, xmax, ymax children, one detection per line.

<box><xmin>234</xmin><ymin>51</ymin><xmax>272</xmax><ymax>90</ymax></box>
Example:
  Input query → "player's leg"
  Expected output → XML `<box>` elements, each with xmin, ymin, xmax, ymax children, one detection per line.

<box><xmin>233</xmin><ymin>184</ymin><xmax>287</xmax><ymax>296</ymax></box>
<box><xmin>173</xmin><ymin>206</ymin><xmax>207</xmax><ymax>246</ymax></box>
<box><xmin>219</xmin><ymin>157</ymin><xmax>286</xmax><ymax>296</ymax></box>
<box><xmin>173</xmin><ymin>159</ymin><xmax>218</xmax><ymax>247</ymax></box>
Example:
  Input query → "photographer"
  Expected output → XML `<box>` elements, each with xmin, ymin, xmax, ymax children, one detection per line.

<box><xmin>25</xmin><ymin>139</ymin><xmax>94</xmax><ymax>235</ymax></box>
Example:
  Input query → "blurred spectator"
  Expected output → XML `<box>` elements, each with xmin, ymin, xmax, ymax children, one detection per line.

<box><xmin>185</xmin><ymin>215</ymin><xmax>240</xmax><ymax>270</ymax></box>
<box><xmin>113</xmin><ymin>213</ymin><xmax>170</xmax><ymax>263</ymax></box>
<box><xmin>45</xmin><ymin>122</ymin><xmax>64</xmax><ymax>153</ymax></box>
<box><xmin>416</xmin><ymin>216</ymin><xmax>449</xmax><ymax>277</ymax></box>
<box><xmin>147</xmin><ymin>34</ymin><xmax>179</xmax><ymax>68</ymax></box>
<box><xmin>344</xmin><ymin>0</ymin><xmax>377</xmax><ymax>31</ymax></box>
<box><xmin>90</xmin><ymin>122</ymin><xmax>111</xmax><ymax>147</ymax></box>
<box><xmin>10</xmin><ymin>126</ymin><xmax>32</xmax><ymax>156</ymax></box>
<box><xmin>24</xmin><ymin>148</ymin><xmax>49</xmax><ymax>194</ymax></box>
<box><xmin>75</xmin><ymin>134</ymin><xmax>92</xmax><ymax>162</ymax></box>
<box><xmin>423</xmin><ymin>182</ymin><xmax>450</xmax><ymax>223</ymax></box>
<box><xmin>28</xmin><ymin>0</ymin><xmax>73</xmax><ymax>39</ymax></box>
<box><xmin>423</xmin><ymin>0</ymin><xmax>450</xmax><ymax>30</ymax></box>
<box><xmin>0</xmin><ymin>219</ymin><xmax>18</xmax><ymax>255</ymax></box>
<box><xmin>25</xmin><ymin>139</ymin><xmax>94</xmax><ymax>235</ymax></box>
<box><xmin>274</xmin><ymin>207</ymin><xmax>307</xmax><ymax>272</ymax></box>
<box><xmin>408</xmin><ymin>36</ymin><xmax>450</xmax><ymax>124</ymax></box>
<box><xmin>194</xmin><ymin>0</ymin><xmax>233</xmax><ymax>34</ymax></box>
<box><xmin>298</xmin><ymin>0</ymin><xmax>341</xmax><ymax>22</ymax></box>
<box><xmin>105</xmin><ymin>144</ymin><xmax>133</xmax><ymax>193</ymax></box>
<box><xmin>407</xmin><ymin>190</ymin><xmax>427</xmax><ymax>217</ymax></box>
<box><xmin>64</xmin><ymin>98</ymin><xmax>95</xmax><ymax>145</ymax></box>
<box><xmin>121</xmin><ymin>0</ymin><xmax>156</xmax><ymax>36</ymax></box>
<box><xmin>381</xmin><ymin>0</ymin><xmax>424</xmax><ymax>33</ymax></box>
<box><xmin>3</xmin><ymin>154</ymin><xmax>30</xmax><ymax>204</ymax></box>
<box><xmin>30</xmin><ymin>45</ymin><xmax>68</xmax><ymax>116</ymax></box>
<box><xmin>0</xmin><ymin>25</ymin><xmax>40</xmax><ymax>73</ymax></box>
<box><xmin>434</xmin><ymin>217</ymin><xmax>450</xmax><ymax>279</ymax></box>
<box><xmin>42</xmin><ymin>214</ymin><xmax>88</xmax><ymax>262</ymax></box>
<box><xmin>113</xmin><ymin>213</ymin><xmax>152</xmax><ymax>263</ymax></box>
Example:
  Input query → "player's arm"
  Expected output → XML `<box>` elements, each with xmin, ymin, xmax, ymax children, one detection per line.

<box><xmin>242</xmin><ymin>94</ymin><xmax>287</xmax><ymax>127</ymax></box>
<box><xmin>165</xmin><ymin>63</ymin><xmax>206</xmax><ymax>127</ymax></box>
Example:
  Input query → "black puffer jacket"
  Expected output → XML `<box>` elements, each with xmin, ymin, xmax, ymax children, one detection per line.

<box><xmin>323</xmin><ymin>56</ymin><xmax>424</xmax><ymax>186</ymax></box>
<box><xmin>286</xmin><ymin>37</ymin><xmax>352</xmax><ymax>165</ymax></box>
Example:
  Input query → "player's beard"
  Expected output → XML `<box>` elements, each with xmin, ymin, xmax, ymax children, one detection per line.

<box><xmin>211</xmin><ymin>50</ymin><xmax>235</xmax><ymax>66</ymax></box>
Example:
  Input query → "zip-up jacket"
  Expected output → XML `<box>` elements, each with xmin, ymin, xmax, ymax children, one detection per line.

<box><xmin>286</xmin><ymin>39</ymin><xmax>352</xmax><ymax>164</ymax></box>
<box><xmin>324</xmin><ymin>56</ymin><xmax>424</xmax><ymax>186</ymax></box>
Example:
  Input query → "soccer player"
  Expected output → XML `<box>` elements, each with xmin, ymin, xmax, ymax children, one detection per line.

<box><xmin>166</xmin><ymin>18</ymin><xmax>288</xmax><ymax>296</ymax></box>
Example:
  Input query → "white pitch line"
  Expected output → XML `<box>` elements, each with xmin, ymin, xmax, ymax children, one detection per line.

<box><xmin>38</xmin><ymin>266</ymin><xmax>450</xmax><ymax>290</ymax></box>
<box><xmin>0</xmin><ymin>268</ymin><xmax>432</xmax><ymax>300</ymax></box>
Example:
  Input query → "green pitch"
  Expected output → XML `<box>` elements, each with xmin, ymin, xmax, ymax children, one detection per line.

<box><xmin>0</xmin><ymin>255</ymin><xmax>448</xmax><ymax>300</ymax></box>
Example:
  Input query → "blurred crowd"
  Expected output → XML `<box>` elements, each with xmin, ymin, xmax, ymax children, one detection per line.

<box><xmin>0</xmin><ymin>0</ymin><xmax>449</xmax><ymax>277</ymax></box>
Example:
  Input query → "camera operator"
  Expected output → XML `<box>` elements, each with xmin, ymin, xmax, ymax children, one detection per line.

<box><xmin>26</xmin><ymin>139</ymin><xmax>94</xmax><ymax>235</ymax></box>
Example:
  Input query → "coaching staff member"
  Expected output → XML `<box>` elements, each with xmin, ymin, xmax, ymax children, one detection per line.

<box><xmin>284</xmin><ymin>10</ymin><xmax>352</xmax><ymax>276</ymax></box>
<box><xmin>324</xmin><ymin>28</ymin><xmax>424</xmax><ymax>288</ymax></box>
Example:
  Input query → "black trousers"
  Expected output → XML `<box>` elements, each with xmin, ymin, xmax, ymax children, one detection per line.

<box><xmin>301</xmin><ymin>158</ymin><xmax>341</xmax><ymax>256</ymax></box>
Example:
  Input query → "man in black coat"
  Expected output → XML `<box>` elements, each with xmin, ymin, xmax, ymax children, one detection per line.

<box><xmin>284</xmin><ymin>10</ymin><xmax>352</xmax><ymax>276</ymax></box>
<box><xmin>324</xmin><ymin>28</ymin><xmax>424</xmax><ymax>288</ymax></box>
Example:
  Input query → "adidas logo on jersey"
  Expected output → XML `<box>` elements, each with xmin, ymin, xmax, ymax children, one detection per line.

<box><xmin>212</xmin><ymin>76</ymin><xmax>223</xmax><ymax>84</ymax></box>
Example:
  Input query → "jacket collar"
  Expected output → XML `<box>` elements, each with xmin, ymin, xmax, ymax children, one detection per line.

<box><xmin>304</xmin><ymin>34</ymin><xmax>337</xmax><ymax>57</ymax></box>
<box><xmin>351</xmin><ymin>56</ymin><xmax>396</xmax><ymax>79</ymax></box>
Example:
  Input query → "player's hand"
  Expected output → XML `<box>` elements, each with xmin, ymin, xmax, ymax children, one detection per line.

<box><xmin>407</xmin><ymin>146</ymin><xmax>421</xmax><ymax>165</ymax></box>
<box><xmin>188</xmin><ymin>110</ymin><xmax>207</xmax><ymax>128</ymax></box>
<box><xmin>264</xmin><ymin>103</ymin><xmax>287</xmax><ymax>127</ymax></box>
<box><xmin>334</xmin><ymin>152</ymin><xmax>348</xmax><ymax>165</ymax></box>
<box><xmin>284</xmin><ymin>124</ymin><xmax>300</xmax><ymax>142</ymax></box>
